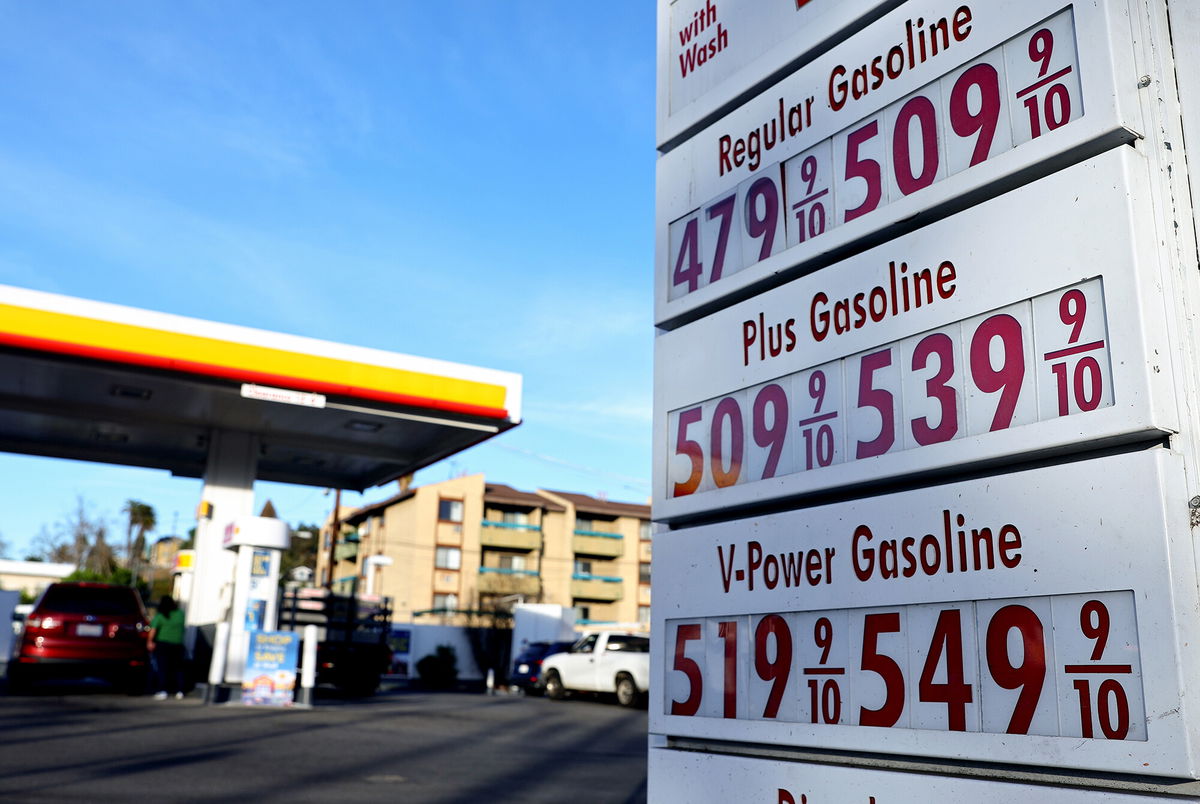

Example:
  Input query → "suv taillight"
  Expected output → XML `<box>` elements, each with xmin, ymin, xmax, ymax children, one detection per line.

<box><xmin>26</xmin><ymin>616</ymin><xmax>63</xmax><ymax>631</ymax></box>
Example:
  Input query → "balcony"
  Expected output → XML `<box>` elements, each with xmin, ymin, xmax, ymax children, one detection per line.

<box><xmin>573</xmin><ymin>529</ymin><xmax>624</xmax><ymax>559</ymax></box>
<box><xmin>571</xmin><ymin>573</ymin><xmax>624</xmax><ymax>602</ymax></box>
<box><xmin>334</xmin><ymin>541</ymin><xmax>359</xmax><ymax>562</ymax></box>
<box><xmin>480</xmin><ymin>520</ymin><xmax>541</xmax><ymax>551</ymax></box>
<box><xmin>477</xmin><ymin>567</ymin><xmax>540</xmax><ymax>596</ymax></box>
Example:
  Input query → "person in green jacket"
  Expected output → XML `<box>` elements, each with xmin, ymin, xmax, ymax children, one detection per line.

<box><xmin>148</xmin><ymin>596</ymin><xmax>186</xmax><ymax>700</ymax></box>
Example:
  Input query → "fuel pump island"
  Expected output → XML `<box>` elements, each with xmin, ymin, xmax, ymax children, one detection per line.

<box><xmin>651</xmin><ymin>0</ymin><xmax>1200</xmax><ymax>800</ymax></box>
<box><xmin>0</xmin><ymin>284</ymin><xmax>521</xmax><ymax>695</ymax></box>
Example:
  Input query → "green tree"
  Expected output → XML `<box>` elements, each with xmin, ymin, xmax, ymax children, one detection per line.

<box><xmin>122</xmin><ymin>500</ymin><xmax>156</xmax><ymax>584</ymax></box>
<box><xmin>280</xmin><ymin>522</ymin><xmax>319</xmax><ymax>585</ymax></box>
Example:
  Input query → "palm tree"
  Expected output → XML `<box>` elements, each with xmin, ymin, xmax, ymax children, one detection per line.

<box><xmin>122</xmin><ymin>500</ymin><xmax>156</xmax><ymax>584</ymax></box>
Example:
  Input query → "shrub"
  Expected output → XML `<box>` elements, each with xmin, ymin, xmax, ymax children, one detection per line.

<box><xmin>416</xmin><ymin>644</ymin><xmax>458</xmax><ymax>689</ymax></box>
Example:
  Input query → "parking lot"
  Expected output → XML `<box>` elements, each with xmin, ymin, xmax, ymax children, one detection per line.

<box><xmin>0</xmin><ymin>683</ymin><xmax>648</xmax><ymax>802</ymax></box>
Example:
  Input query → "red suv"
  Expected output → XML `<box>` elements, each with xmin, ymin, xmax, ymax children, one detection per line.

<box><xmin>9</xmin><ymin>582</ymin><xmax>151</xmax><ymax>693</ymax></box>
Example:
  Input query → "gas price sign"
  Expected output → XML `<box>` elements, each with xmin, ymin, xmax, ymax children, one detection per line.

<box><xmin>653</xmin><ymin>148</ymin><xmax>1176</xmax><ymax>521</ymax></box>
<box><xmin>655</xmin><ymin>0</ymin><xmax>1140</xmax><ymax>328</ymax></box>
<box><xmin>658</xmin><ymin>0</ymin><xmax>901</xmax><ymax>146</ymax></box>
<box><xmin>649</xmin><ymin>450</ymin><xmax>1200</xmax><ymax>777</ymax></box>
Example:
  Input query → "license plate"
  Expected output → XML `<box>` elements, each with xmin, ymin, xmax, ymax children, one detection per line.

<box><xmin>76</xmin><ymin>623</ymin><xmax>103</xmax><ymax>637</ymax></box>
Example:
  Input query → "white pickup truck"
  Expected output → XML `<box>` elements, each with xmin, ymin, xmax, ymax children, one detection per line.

<box><xmin>541</xmin><ymin>631</ymin><xmax>650</xmax><ymax>707</ymax></box>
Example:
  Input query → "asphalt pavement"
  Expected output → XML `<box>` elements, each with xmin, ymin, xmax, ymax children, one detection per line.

<box><xmin>0</xmin><ymin>681</ymin><xmax>648</xmax><ymax>803</ymax></box>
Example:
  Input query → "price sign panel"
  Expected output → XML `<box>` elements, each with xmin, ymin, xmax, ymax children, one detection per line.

<box><xmin>655</xmin><ymin>0</ymin><xmax>1141</xmax><ymax>329</ymax></box>
<box><xmin>648</xmin><ymin>749</ymin><xmax>1200</xmax><ymax>803</ymax></box>
<box><xmin>657</xmin><ymin>0</ymin><xmax>901</xmax><ymax>147</ymax></box>
<box><xmin>653</xmin><ymin>148</ymin><xmax>1175</xmax><ymax>522</ymax></box>
<box><xmin>650</xmin><ymin>449</ymin><xmax>1200</xmax><ymax>777</ymax></box>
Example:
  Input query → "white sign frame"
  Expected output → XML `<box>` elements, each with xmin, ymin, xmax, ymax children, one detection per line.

<box><xmin>649</xmin><ymin>748</ymin><xmax>1200</xmax><ymax>802</ymax></box>
<box><xmin>657</xmin><ymin>0</ymin><xmax>902</xmax><ymax>148</ymax></box>
<box><xmin>649</xmin><ymin>449</ymin><xmax>1200</xmax><ymax>778</ymax></box>
<box><xmin>655</xmin><ymin>0</ymin><xmax>1142</xmax><ymax>329</ymax></box>
<box><xmin>653</xmin><ymin>148</ymin><xmax>1175</xmax><ymax>522</ymax></box>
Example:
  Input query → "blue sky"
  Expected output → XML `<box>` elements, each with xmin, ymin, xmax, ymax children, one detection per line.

<box><xmin>0</xmin><ymin>2</ymin><xmax>656</xmax><ymax>557</ymax></box>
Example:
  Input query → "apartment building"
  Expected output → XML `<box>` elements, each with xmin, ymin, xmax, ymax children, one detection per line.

<box><xmin>316</xmin><ymin>474</ymin><xmax>652</xmax><ymax>629</ymax></box>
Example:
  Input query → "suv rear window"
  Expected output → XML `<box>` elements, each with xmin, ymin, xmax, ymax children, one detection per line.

<box><xmin>37</xmin><ymin>585</ymin><xmax>142</xmax><ymax>616</ymax></box>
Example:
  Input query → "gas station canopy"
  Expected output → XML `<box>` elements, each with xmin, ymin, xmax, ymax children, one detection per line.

<box><xmin>0</xmin><ymin>285</ymin><xmax>522</xmax><ymax>490</ymax></box>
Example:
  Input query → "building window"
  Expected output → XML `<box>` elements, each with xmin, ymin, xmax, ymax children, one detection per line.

<box><xmin>574</xmin><ymin>559</ymin><xmax>592</xmax><ymax>576</ymax></box>
<box><xmin>575</xmin><ymin>517</ymin><xmax>594</xmax><ymax>532</ymax></box>
<box><xmin>438</xmin><ymin>499</ymin><xmax>464</xmax><ymax>523</ymax></box>
<box><xmin>433</xmin><ymin>593</ymin><xmax>459</xmax><ymax>611</ymax></box>
<box><xmin>574</xmin><ymin>605</ymin><xmax>591</xmax><ymax>623</ymax></box>
<box><xmin>499</xmin><ymin>554</ymin><xmax>526</xmax><ymax>572</ymax></box>
<box><xmin>639</xmin><ymin>562</ymin><xmax>651</xmax><ymax>585</ymax></box>
<box><xmin>638</xmin><ymin>606</ymin><xmax>651</xmax><ymax>626</ymax></box>
<box><xmin>435</xmin><ymin>546</ymin><xmax>461</xmax><ymax>570</ymax></box>
<box><xmin>501</xmin><ymin>510</ymin><xmax>529</xmax><ymax>526</ymax></box>
<box><xmin>639</xmin><ymin>521</ymin><xmax>651</xmax><ymax>540</ymax></box>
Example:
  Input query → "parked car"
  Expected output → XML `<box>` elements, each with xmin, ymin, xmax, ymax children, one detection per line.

<box><xmin>542</xmin><ymin>632</ymin><xmax>650</xmax><ymax>707</ymax></box>
<box><xmin>509</xmin><ymin>640</ymin><xmax>573</xmax><ymax>694</ymax></box>
<box><xmin>8</xmin><ymin>582</ymin><xmax>151</xmax><ymax>693</ymax></box>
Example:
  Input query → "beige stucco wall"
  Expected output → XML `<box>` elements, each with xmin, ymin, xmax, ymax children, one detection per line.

<box><xmin>0</xmin><ymin>560</ymin><xmax>73</xmax><ymax>598</ymax></box>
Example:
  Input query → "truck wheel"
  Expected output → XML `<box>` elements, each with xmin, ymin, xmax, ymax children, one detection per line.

<box><xmin>544</xmin><ymin>670</ymin><xmax>566</xmax><ymax>700</ymax></box>
<box><xmin>616</xmin><ymin>675</ymin><xmax>640</xmax><ymax>708</ymax></box>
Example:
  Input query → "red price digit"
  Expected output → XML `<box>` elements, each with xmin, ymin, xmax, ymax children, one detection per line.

<box><xmin>1073</xmin><ymin>678</ymin><xmax>1130</xmax><ymax>740</ymax></box>
<box><xmin>855</xmin><ymin>349</ymin><xmax>896</xmax><ymax>459</ymax></box>
<box><xmin>892</xmin><ymin>95</ymin><xmax>940</xmax><ymax>195</ymax></box>
<box><xmin>911</xmin><ymin>332</ymin><xmax>958</xmax><ymax>445</ymax></box>
<box><xmin>814</xmin><ymin>616</ymin><xmax>834</xmax><ymax>665</ymax></box>
<box><xmin>969</xmin><ymin>314</ymin><xmax>1025</xmax><ymax>431</ymax></box>
<box><xmin>706</xmin><ymin>194</ymin><xmax>736</xmax><ymax>283</ymax></box>
<box><xmin>1059</xmin><ymin>288</ymin><xmax>1087</xmax><ymax>343</ymax></box>
<box><xmin>745</xmin><ymin>176</ymin><xmax>780</xmax><ymax>262</ymax></box>
<box><xmin>1080</xmin><ymin>600</ymin><xmax>1110</xmax><ymax>660</ymax></box>
<box><xmin>671</xmin><ymin>624</ymin><xmax>703</xmax><ymax>716</ymax></box>
<box><xmin>1022</xmin><ymin>29</ymin><xmax>1071</xmax><ymax>138</ymax></box>
<box><xmin>710</xmin><ymin>398</ymin><xmax>744</xmax><ymax>488</ymax></box>
<box><xmin>672</xmin><ymin>407</ymin><xmax>704</xmax><ymax>497</ymax></box>
<box><xmin>808</xmin><ymin>616</ymin><xmax>843</xmax><ymax>724</ymax></box>
<box><xmin>858</xmin><ymin>612</ymin><xmax>905</xmax><ymax>727</ymax></box>
<box><xmin>949</xmin><ymin>63</ymin><xmax>1001</xmax><ymax>167</ymax></box>
<box><xmin>1073</xmin><ymin>600</ymin><xmax>1130</xmax><ymax>740</ymax></box>
<box><xmin>671</xmin><ymin>216</ymin><xmax>702</xmax><ymax>293</ymax></box>
<box><xmin>842</xmin><ymin>120</ymin><xmax>883</xmax><ymax>223</ymax></box>
<box><xmin>917</xmin><ymin>610</ymin><xmax>973</xmax><ymax>731</ymax></box>
<box><xmin>752</xmin><ymin>384</ymin><xmax>789</xmax><ymax>479</ymax></box>
<box><xmin>1029</xmin><ymin>28</ymin><xmax>1054</xmax><ymax>76</ymax></box>
<box><xmin>754</xmin><ymin>615</ymin><xmax>792</xmax><ymax>719</ymax></box>
<box><xmin>802</xmin><ymin>370</ymin><xmax>835</xmax><ymax>470</ymax></box>
<box><xmin>718</xmin><ymin>620</ymin><xmax>738</xmax><ymax>719</ymax></box>
<box><xmin>1051</xmin><ymin>359</ymin><xmax>1104</xmax><ymax>415</ymax></box>
<box><xmin>793</xmin><ymin>155</ymin><xmax>828</xmax><ymax>244</ymax></box>
<box><xmin>985</xmin><ymin>605</ymin><xmax>1046</xmax><ymax>734</ymax></box>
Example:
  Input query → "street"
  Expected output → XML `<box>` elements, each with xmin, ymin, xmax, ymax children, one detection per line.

<box><xmin>0</xmin><ymin>684</ymin><xmax>648</xmax><ymax>803</ymax></box>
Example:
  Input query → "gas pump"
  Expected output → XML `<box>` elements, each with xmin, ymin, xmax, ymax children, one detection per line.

<box><xmin>221</xmin><ymin>516</ymin><xmax>289</xmax><ymax>683</ymax></box>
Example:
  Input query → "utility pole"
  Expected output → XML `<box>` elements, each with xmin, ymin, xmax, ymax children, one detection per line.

<box><xmin>324</xmin><ymin>488</ymin><xmax>340</xmax><ymax>589</ymax></box>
